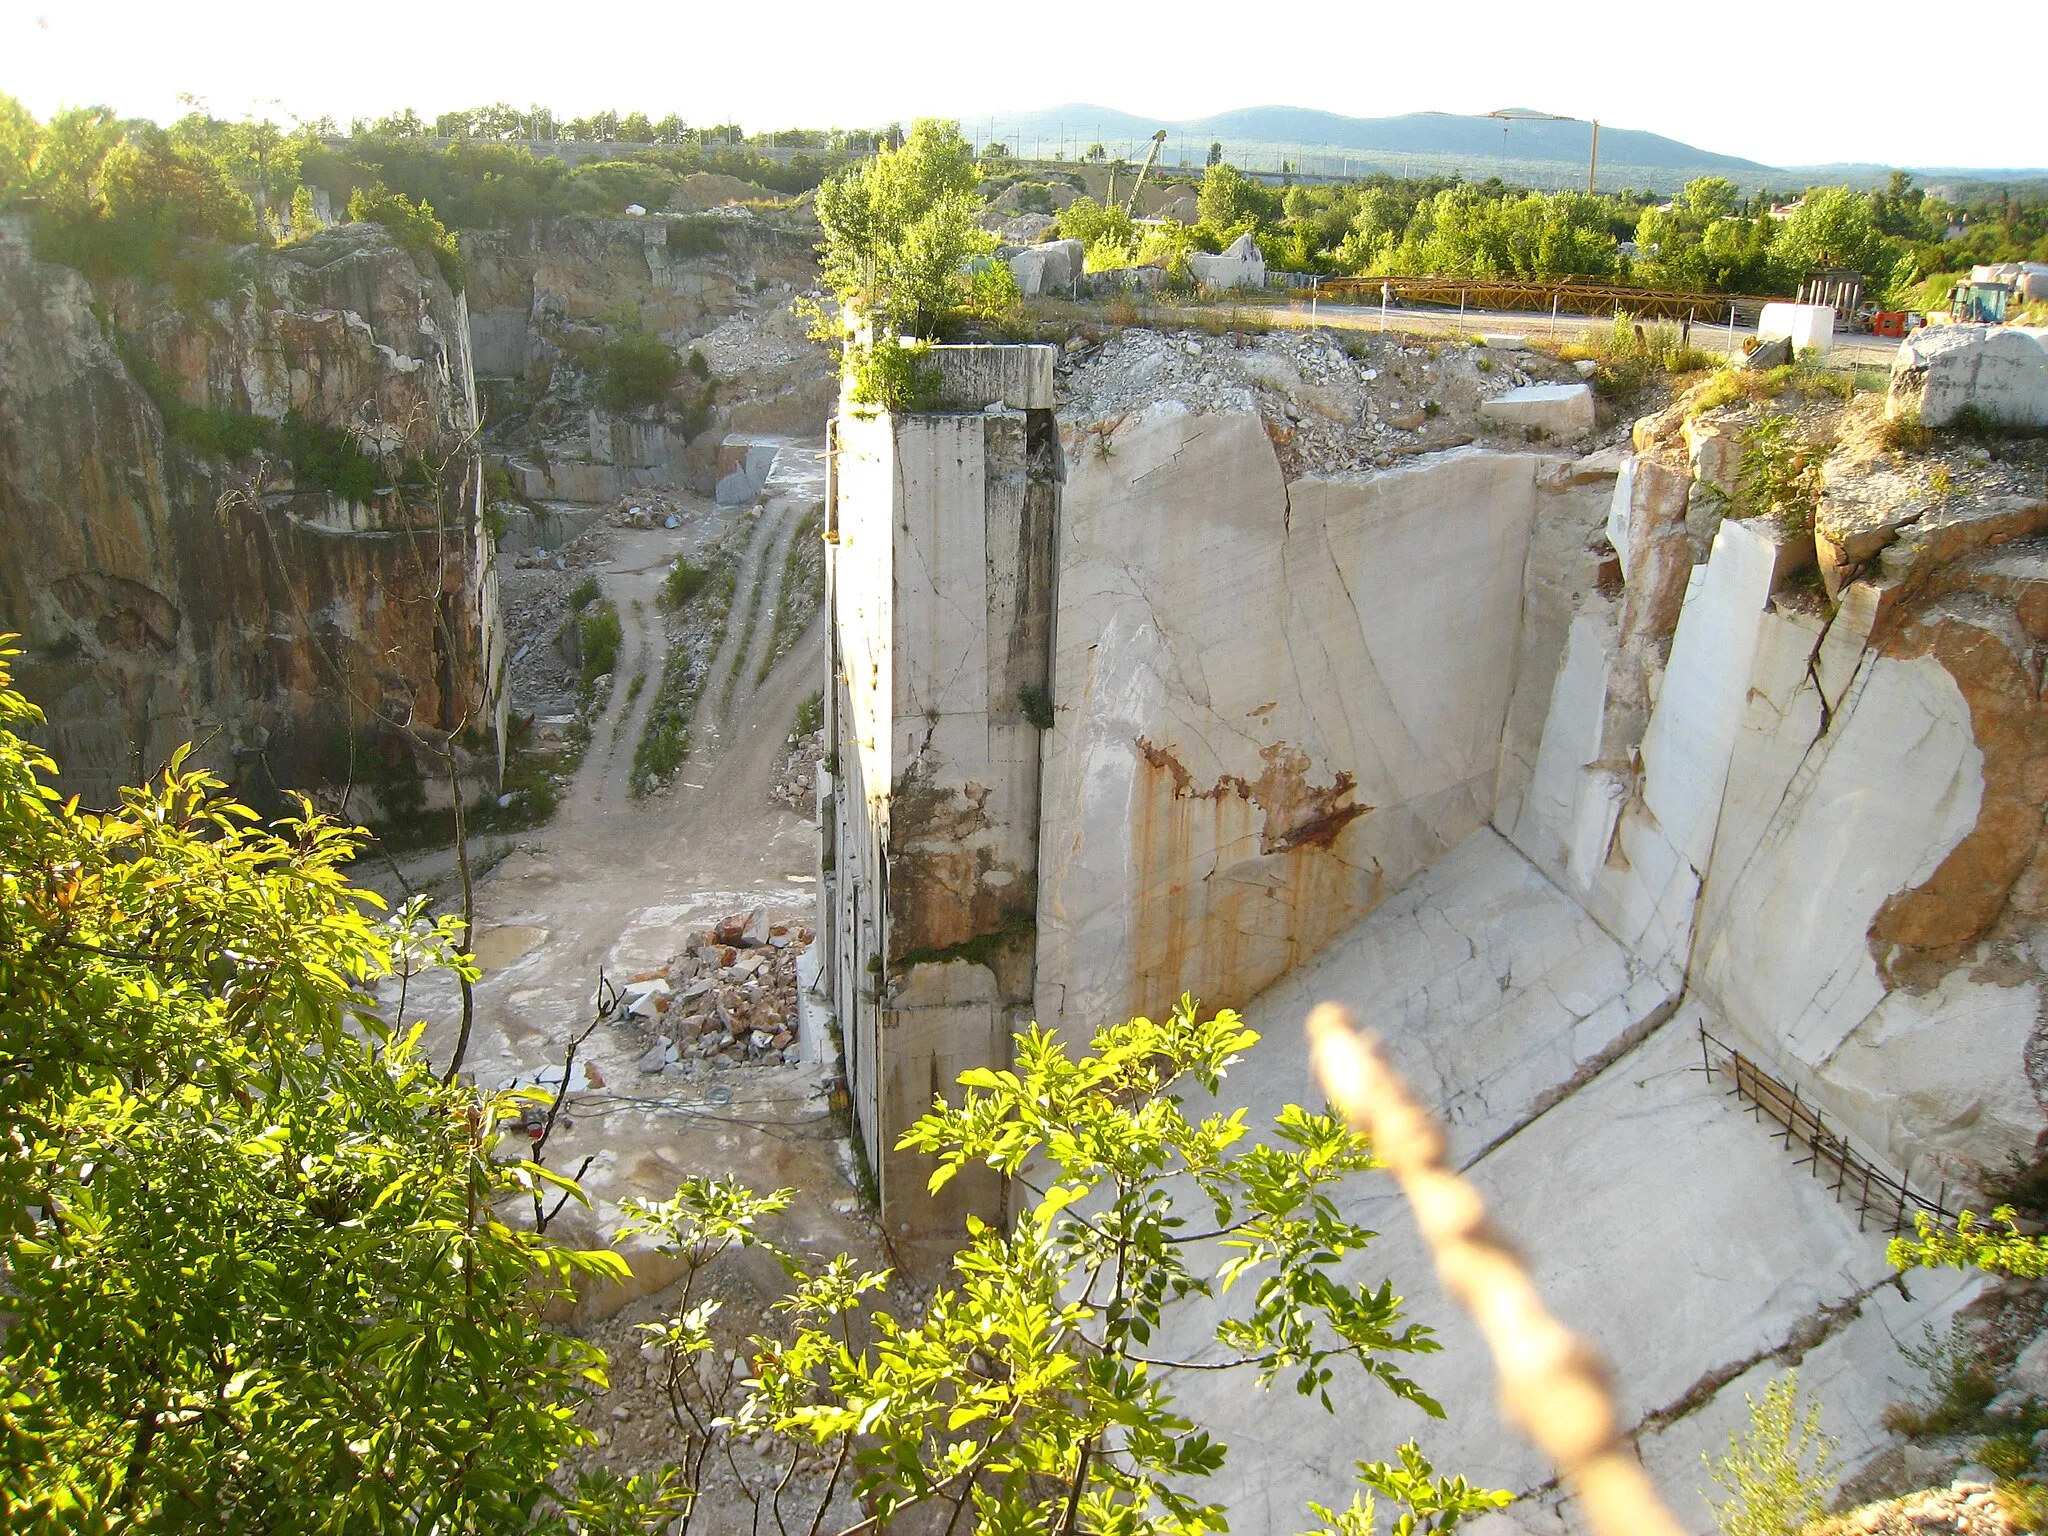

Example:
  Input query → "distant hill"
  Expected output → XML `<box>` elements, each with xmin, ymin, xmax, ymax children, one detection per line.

<box><xmin>968</xmin><ymin>104</ymin><xmax>1770</xmax><ymax>193</ymax></box>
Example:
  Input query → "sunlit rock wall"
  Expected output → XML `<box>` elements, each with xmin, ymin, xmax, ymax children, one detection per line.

<box><xmin>1034</xmin><ymin>407</ymin><xmax>1582</xmax><ymax>1031</ymax></box>
<box><xmin>0</xmin><ymin>218</ymin><xmax>502</xmax><ymax>807</ymax></box>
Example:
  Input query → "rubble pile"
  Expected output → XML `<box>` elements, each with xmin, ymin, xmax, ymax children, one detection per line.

<box><xmin>1055</xmin><ymin>326</ymin><xmax>1587</xmax><ymax>479</ymax></box>
<box><xmin>501</xmin><ymin>519</ymin><xmax>617</xmax><ymax>718</ymax></box>
<box><xmin>623</xmin><ymin>908</ymin><xmax>814</xmax><ymax>1071</ymax></box>
<box><xmin>1814</xmin><ymin>1477</ymin><xmax>2027</xmax><ymax>1536</ymax></box>
<box><xmin>771</xmin><ymin>730</ymin><xmax>824</xmax><ymax>814</ymax></box>
<box><xmin>689</xmin><ymin>297</ymin><xmax>830</xmax><ymax>379</ymax></box>
<box><xmin>608</xmin><ymin>488</ymin><xmax>693</xmax><ymax>531</ymax></box>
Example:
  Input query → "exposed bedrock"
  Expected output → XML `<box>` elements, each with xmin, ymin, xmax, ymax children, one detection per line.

<box><xmin>1034</xmin><ymin>408</ymin><xmax>1607</xmax><ymax>1030</ymax></box>
<box><xmin>823</xmin><ymin>342</ymin><xmax>2048</xmax><ymax>1523</ymax></box>
<box><xmin>0</xmin><ymin>219</ymin><xmax>501</xmax><ymax>807</ymax></box>
<box><xmin>462</xmin><ymin>216</ymin><xmax>835</xmax><ymax>501</ymax></box>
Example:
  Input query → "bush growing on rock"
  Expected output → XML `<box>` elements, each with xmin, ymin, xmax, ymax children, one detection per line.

<box><xmin>347</xmin><ymin>182</ymin><xmax>463</xmax><ymax>291</ymax></box>
<box><xmin>815</xmin><ymin>118</ymin><xmax>991</xmax><ymax>338</ymax></box>
<box><xmin>593</xmin><ymin>328</ymin><xmax>683</xmax><ymax>412</ymax></box>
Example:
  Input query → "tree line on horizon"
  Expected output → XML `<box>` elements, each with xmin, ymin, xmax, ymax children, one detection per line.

<box><xmin>1</xmin><ymin>94</ymin><xmax>2042</xmax><ymax>310</ymax></box>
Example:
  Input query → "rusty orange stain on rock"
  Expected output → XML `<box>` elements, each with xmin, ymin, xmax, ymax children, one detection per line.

<box><xmin>1129</xmin><ymin>737</ymin><xmax>1376</xmax><ymax>1023</ymax></box>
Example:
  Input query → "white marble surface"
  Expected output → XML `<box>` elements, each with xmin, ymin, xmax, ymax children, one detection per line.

<box><xmin>1239</xmin><ymin>828</ymin><xmax>1669</xmax><ymax>1163</ymax></box>
<box><xmin>1163</xmin><ymin>974</ymin><xmax>1955</xmax><ymax>1536</ymax></box>
<box><xmin>1035</xmin><ymin>410</ymin><xmax>1546</xmax><ymax>1031</ymax></box>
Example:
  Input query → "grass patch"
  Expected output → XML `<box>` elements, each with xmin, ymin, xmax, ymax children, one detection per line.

<box><xmin>578</xmin><ymin>600</ymin><xmax>622</xmax><ymax>697</ymax></box>
<box><xmin>631</xmin><ymin>533</ymin><xmax>743</xmax><ymax>797</ymax></box>
<box><xmin>1561</xmin><ymin>312</ymin><xmax>1715</xmax><ymax>399</ymax></box>
<box><xmin>755</xmin><ymin>508</ymin><xmax>824</xmax><ymax>685</ymax></box>
<box><xmin>795</xmin><ymin>688</ymin><xmax>823</xmax><ymax>738</ymax></box>
<box><xmin>659</xmin><ymin>557</ymin><xmax>711</xmax><ymax>611</ymax></box>
<box><xmin>1883</xmin><ymin>1322</ymin><xmax>2006</xmax><ymax>1438</ymax></box>
<box><xmin>569</xmin><ymin>575</ymin><xmax>602</xmax><ymax>611</ymax></box>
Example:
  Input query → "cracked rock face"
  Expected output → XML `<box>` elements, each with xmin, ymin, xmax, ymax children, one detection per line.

<box><xmin>0</xmin><ymin>220</ymin><xmax>497</xmax><ymax>807</ymax></box>
<box><xmin>1033</xmin><ymin>404</ymin><xmax>1590</xmax><ymax>1030</ymax></box>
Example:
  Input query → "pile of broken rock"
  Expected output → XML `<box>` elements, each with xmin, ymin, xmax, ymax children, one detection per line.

<box><xmin>623</xmin><ymin>909</ymin><xmax>813</xmax><ymax>1073</ymax></box>
<box><xmin>1810</xmin><ymin>1477</ymin><xmax>2027</xmax><ymax>1536</ymax></box>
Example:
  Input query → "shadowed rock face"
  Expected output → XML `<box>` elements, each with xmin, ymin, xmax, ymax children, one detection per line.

<box><xmin>0</xmin><ymin>220</ymin><xmax>500</xmax><ymax>808</ymax></box>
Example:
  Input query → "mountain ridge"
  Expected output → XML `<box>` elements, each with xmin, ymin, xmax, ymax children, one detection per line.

<box><xmin>985</xmin><ymin>103</ymin><xmax>1767</xmax><ymax>174</ymax></box>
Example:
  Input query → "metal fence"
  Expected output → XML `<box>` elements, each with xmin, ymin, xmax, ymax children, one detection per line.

<box><xmin>1696</xmin><ymin>1024</ymin><xmax>1961</xmax><ymax>1236</ymax></box>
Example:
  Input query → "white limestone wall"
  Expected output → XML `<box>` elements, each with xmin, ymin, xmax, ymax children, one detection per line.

<box><xmin>1034</xmin><ymin>408</ymin><xmax>1546</xmax><ymax>1031</ymax></box>
<box><xmin>828</xmin><ymin>407</ymin><xmax>897</xmax><ymax>1164</ymax></box>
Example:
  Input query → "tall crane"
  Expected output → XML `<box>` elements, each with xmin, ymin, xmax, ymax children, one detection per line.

<box><xmin>1122</xmin><ymin>130</ymin><xmax>1170</xmax><ymax>215</ymax></box>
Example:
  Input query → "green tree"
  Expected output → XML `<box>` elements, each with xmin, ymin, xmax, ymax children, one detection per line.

<box><xmin>1773</xmin><ymin>185</ymin><xmax>1896</xmax><ymax>282</ymax></box>
<box><xmin>1679</xmin><ymin>175</ymin><xmax>1740</xmax><ymax>221</ymax></box>
<box><xmin>814</xmin><ymin>117</ymin><xmax>990</xmax><ymax>338</ymax></box>
<box><xmin>622</xmin><ymin>999</ymin><xmax>1507</xmax><ymax>1536</ymax></box>
<box><xmin>1058</xmin><ymin>193</ymin><xmax>1138</xmax><ymax>260</ymax></box>
<box><xmin>1198</xmin><ymin>161</ymin><xmax>1276</xmax><ymax>233</ymax></box>
<box><xmin>1701</xmin><ymin>1372</ymin><xmax>1838</xmax><ymax>1536</ymax></box>
<box><xmin>0</xmin><ymin>92</ymin><xmax>39</xmax><ymax>203</ymax></box>
<box><xmin>1207</xmin><ymin>140</ymin><xmax>1224</xmax><ymax>167</ymax></box>
<box><xmin>0</xmin><ymin>646</ymin><xmax>630</xmax><ymax>1528</ymax></box>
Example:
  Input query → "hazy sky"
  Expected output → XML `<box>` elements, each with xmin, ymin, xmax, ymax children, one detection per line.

<box><xmin>0</xmin><ymin>0</ymin><xmax>2025</xmax><ymax>171</ymax></box>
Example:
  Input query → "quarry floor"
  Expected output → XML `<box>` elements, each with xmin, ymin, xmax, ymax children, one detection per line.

<box><xmin>1160</xmin><ymin>828</ymin><xmax>1983</xmax><ymax>1534</ymax></box>
<box><xmin>373</xmin><ymin>486</ymin><xmax>886</xmax><ymax>1484</ymax></box>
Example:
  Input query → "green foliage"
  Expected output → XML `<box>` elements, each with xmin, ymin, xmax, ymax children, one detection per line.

<box><xmin>1884</xmin><ymin>1322</ymin><xmax>2004</xmax><ymax>1438</ymax></box>
<box><xmin>795</xmin><ymin>688</ymin><xmax>823</xmax><ymax>737</ymax></box>
<box><xmin>1060</xmin><ymin>193</ymin><xmax>1139</xmax><ymax>258</ymax></box>
<box><xmin>1773</xmin><ymin>186</ymin><xmax>1897</xmax><ymax>286</ymax></box>
<box><xmin>346</xmin><ymin>183</ymin><xmax>463</xmax><ymax>291</ymax></box>
<box><xmin>844</xmin><ymin>336</ymin><xmax>941</xmax><ymax>415</ymax></box>
<box><xmin>613</xmin><ymin>1000</ymin><xmax>1500</xmax><ymax>1536</ymax></box>
<box><xmin>965</xmin><ymin>257</ymin><xmax>1024</xmax><ymax>326</ymax></box>
<box><xmin>0</xmin><ymin>91</ymin><xmax>41</xmax><ymax>203</ymax></box>
<box><xmin>1299</xmin><ymin>1441</ymin><xmax>1510</xmax><ymax>1536</ymax></box>
<box><xmin>0</xmin><ymin>646</ymin><xmax>628</xmax><ymax>1527</ymax></box>
<box><xmin>1018</xmin><ymin>681</ymin><xmax>1054</xmax><ymax>730</ymax></box>
<box><xmin>570</xmin><ymin>574</ymin><xmax>603</xmax><ymax>611</ymax></box>
<box><xmin>634</xmin><ymin>539</ymin><xmax>740</xmax><ymax>795</ymax></box>
<box><xmin>1562</xmin><ymin>312</ymin><xmax>1713</xmax><ymax>398</ymax></box>
<box><xmin>1199</xmin><ymin>162</ymin><xmax>1279</xmax><ymax>233</ymax></box>
<box><xmin>815</xmin><ymin>118</ymin><xmax>992</xmax><ymax>337</ymax></box>
<box><xmin>756</xmin><ymin>508</ymin><xmax>825</xmax><ymax>685</ymax></box>
<box><xmin>28</xmin><ymin>108</ymin><xmax>256</xmax><ymax>283</ymax></box>
<box><xmin>279</xmin><ymin>407</ymin><xmax>382</xmax><ymax>501</ymax></box>
<box><xmin>591</xmin><ymin>326</ymin><xmax>681</xmax><ymax>412</ymax></box>
<box><xmin>579</xmin><ymin>599</ymin><xmax>623</xmax><ymax>690</ymax></box>
<box><xmin>1700</xmin><ymin>1372</ymin><xmax>1839</xmax><ymax>1536</ymax></box>
<box><xmin>1730</xmin><ymin>414</ymin><xmax>1823</xmax><ymax>535</ymax></box>
<box><xmin>288</xmin><ymin>182</ymin><xmax>319</xmax><ymax>237</ymax></box>
<box><xmin>1888</xmin><ymin>1205</ymin><xmax>2048</xmax><ymax>1277</ymax></box>
<box><xmin>659</xmin><ymin>558</ymin><xmax>709</xmax><ymax>610</ymax></box>
<box><xmin>666</xmin><ymin>215</ymin><xmax>725</xmax><ymax>255</ymax></box>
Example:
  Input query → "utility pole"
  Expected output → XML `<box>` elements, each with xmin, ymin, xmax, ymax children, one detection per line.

<box><xmin>1588</xmin><ymin>119</ymin><xmax>1600</xmax><ymax>195</ymax></box>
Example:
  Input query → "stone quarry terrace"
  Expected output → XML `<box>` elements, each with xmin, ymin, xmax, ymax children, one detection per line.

<box><xmin>815</xmin><ymin>338</ymin><xmax>2046</xmax><ymax>1533</ymax></box>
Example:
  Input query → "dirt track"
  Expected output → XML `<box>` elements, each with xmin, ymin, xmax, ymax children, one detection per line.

<box><xmin>380</xmin><ymin>471</ymin><xmax>883</xmax><ymax>1371</ymax></box>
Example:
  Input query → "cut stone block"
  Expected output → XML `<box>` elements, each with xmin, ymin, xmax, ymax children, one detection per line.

<box><xmin>1478</xmin><ymin>382</ymin><xmax>1595</xmax><ymax>438</ymax></box>
<box><xmin>1758</xmin><ymin>301</ymin><xmax>1836</xmax><ymax>355</ymax></box>
<box><xmin>925</xmin><ymin>344</ymin><xmax>1056</xmax><ymax>411</ymax></box>
<box><xmin>1888</xmin><ymin>323</ymin><xmax>2048</xmax><ymax>429</ymax></box>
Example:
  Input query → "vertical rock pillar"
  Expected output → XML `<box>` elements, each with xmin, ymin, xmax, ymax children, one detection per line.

<box><xmin>822</xmin><ymin>345</ymin><xmax>1060</xmax><ymax>1259</ymax></box>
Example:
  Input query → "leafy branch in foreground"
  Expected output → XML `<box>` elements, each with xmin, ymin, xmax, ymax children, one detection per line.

<box><xmin>619</xmin><ymin>998</ymin><xmax>1503</xmax><ymax>1536</ymax></box>
<box><xmin>1888</xmin><ymin>1204</ymin><xmax>2048</xmax><ymax>1277</ymax></box>
<box><xmin>0</xmin><ymin>642</ymin><xmax>630</xmax><ymax>1529</ymax></box>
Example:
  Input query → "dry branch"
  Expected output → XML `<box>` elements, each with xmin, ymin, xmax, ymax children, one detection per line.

<box><xmin>1305</xmin><ymin>1002</ymin><xmax>1686</xmax><ymax>1536</ymax></box>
